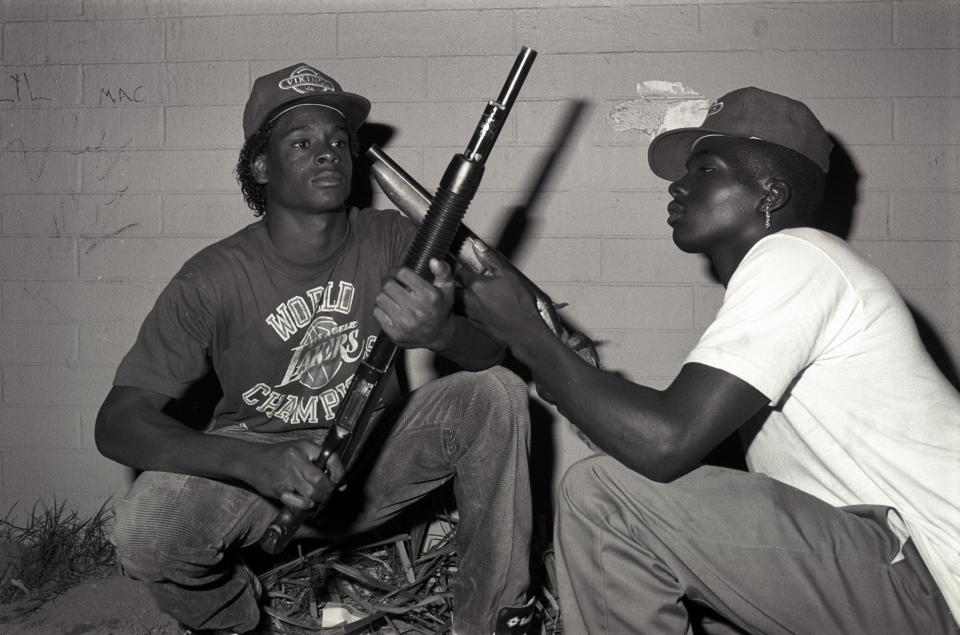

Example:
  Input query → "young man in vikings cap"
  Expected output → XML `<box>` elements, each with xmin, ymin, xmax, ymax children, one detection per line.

<box><xmin>96</xmin><ymin>63</ymin><xmax>534</xmax><ymax>635</ymax></box>
<box><xmin>460</xmin><ymin>87</ymin><xmax>960</xmax><ymax>633</ymax></box>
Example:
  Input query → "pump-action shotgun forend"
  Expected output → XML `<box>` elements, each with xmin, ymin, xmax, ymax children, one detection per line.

<box><xmin>259</xmin><ymin>46</ymin><xmax>538</xmax><ymax>556</ymax></box>
<box><xmin>367</xmin><ymin>143</ymin><xmax>600</xmax><ymax>369</ymax></box>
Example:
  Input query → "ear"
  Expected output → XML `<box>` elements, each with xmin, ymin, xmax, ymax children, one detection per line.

<box><xmin>759</xmin><ymin>178</ymin><xmax>790</xmax><ymax>214</ymax></box>
<box><xmin>250</xmin><ymin>153</ymin><xmax>269</xmax><ymax>185</ymax></box>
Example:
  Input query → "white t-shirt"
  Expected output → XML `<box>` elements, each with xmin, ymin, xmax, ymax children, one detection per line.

<box><xmin>687</xmin><ymin>227</ymin><xmax>960</xmax><ymax>620</ymax></box>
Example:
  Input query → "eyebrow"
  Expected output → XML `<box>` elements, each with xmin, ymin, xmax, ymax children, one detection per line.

<box><xmin>280</xmin><ymin>123</ymin><xmax>350</xmax><ymax>137</ymax></box>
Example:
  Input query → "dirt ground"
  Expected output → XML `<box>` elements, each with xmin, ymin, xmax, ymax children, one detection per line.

<box><xmin>2</xmin><ymin>574</ymin><xmax>179</xmax><ymax>635</ymax></box>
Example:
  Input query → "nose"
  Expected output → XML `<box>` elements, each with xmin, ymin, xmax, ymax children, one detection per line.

<box><xmin>314</xmin><ymin>146</ymin><xmax>340</xmax><ymax>165</ymax></box>
<box><xmin>668</xmin><ymin>176</ymin><xmax>686</xmax><ymax>200</ymax></box>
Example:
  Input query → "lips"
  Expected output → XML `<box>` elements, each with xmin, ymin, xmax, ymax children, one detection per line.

<box><xmin>667</xmin><ymin>201</ymin><xmax>684</xmax><ymax>224</ymax></box>
<box><xmin>311</xmin><ymin>170</ymin><xmax>344</xmax><ymax>187</ymax></box>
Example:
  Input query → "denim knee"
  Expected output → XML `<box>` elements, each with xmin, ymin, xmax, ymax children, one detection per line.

<box><xmin>111</xmin><ymin>475</ymin><xmax>219</xmax><ymax>579</ymax></box>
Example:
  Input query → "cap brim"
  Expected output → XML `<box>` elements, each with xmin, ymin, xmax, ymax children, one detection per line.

<box><xmin>268</xmin><ymin>92</ymin><xmax>371</xmax><ymax>132</ymax></box>
<box><xmin>647</xmin><ymin>127</ymin><xmax>722</xmax><ymax>182</ymax></box>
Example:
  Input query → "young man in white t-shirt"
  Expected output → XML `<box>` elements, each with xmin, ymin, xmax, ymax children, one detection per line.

<box><xmin>460</xmin><ymin>87</ymin><xmax>960</xmax><ymax>633</ymax></box>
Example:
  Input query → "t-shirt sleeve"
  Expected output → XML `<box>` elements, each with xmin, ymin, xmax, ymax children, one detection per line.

<box><xmin>686</xmin><ymin>235</ymin><xmax>860</xmax><ymax>404</ymax></box>
<box><xmin>113</xmin><ymin>269</ymin><xmax>216</xmax><ymax>399</ymax></box>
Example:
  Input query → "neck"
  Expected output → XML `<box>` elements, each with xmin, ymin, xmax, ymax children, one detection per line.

<box><xmin>710</xmin><ymin>234</ymin><xmax>767</xmax><ymax>287</ymax></box>
<box><xmin>264</xmin><ymin>207</ymin><xmax>350</xmax><ymax>264</ymax></box>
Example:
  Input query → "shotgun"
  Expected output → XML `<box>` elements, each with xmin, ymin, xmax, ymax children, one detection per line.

<box><xmin>367</xmin><ymin>144</ymin><xmax>600</xmax><ymax>368</ymax></box>
<box><xmin>260</xmin><ymin>46</ymin><xmax>537</xmax><ymax>555</ymax></box>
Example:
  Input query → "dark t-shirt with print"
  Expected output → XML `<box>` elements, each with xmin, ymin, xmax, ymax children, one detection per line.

<box><xmin>114</xmin><ymin>207</ymin><xmax>417</xmax><ymax>434</ymax></box>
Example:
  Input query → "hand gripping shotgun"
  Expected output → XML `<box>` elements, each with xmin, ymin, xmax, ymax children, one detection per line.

<box><xmin>259</xmin><ymin>46</ymin><xmax>537</xmax><ymax>555</ymax></box>
<box><xmin>366</xmin><ymin>143</ymin><xmax>599</xmax><ymax>367</ymax></box>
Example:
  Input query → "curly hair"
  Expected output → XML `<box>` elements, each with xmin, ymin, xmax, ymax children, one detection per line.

<box><xmin>234</xmin><ymin>120</ymin><xmax>361</xmax><ymax>217</ymax></box>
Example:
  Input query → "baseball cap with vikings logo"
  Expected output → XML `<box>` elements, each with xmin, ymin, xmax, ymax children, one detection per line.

<box><xmin>647</xmin><ymin>86</ymin><xmax>833</xmax><ymax>182</ymax></box>
<box><xmin>242</xmin><ymin>63</ymin><xmax>371</xmax><ymax>140</ymax></box>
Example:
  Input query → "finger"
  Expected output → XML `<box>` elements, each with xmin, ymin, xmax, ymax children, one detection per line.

<box><xmin>429</xmin><ymin>258</ymin><xmax>455</xmax><ymax>288</ymax></box>
<box><xmin>470</xmin><ymin>240</ymin><xmax>503</xmax><ymax>275</ymax></box>
<box><xmin>373</xmin><ymin>306</ymin><xmax>397</xmax><ymax>333</ymax></box>
<box><xmin>325</xmin><ymin>453</ymin><xmax>345</xmax><ymax>485</ymax></box>
<box><xmin>393</xmin><ymin>267</ymin><xmax>441</xmax><ymax>298</ymax></box>
<box><xmin>280</xmin><ymin>490</ymin><xmax>314</xmax><ymax>511</ymax></box>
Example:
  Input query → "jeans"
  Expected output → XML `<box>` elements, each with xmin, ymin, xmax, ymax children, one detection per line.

<box><xmin>111</xmin><ymin>368</ymin><xmax>532</xmax><ymax>634</ymax></box>
<box><xmin>555</xmin><ymin>456</ymin><xmax>959</xmax><ymax>635</ymax></box>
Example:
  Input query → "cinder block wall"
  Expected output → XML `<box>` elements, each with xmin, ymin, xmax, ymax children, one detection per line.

<box><xmin>0</xmin><ymin>0</ymin><xmax>957</xmax><ymax>520</ymax></box>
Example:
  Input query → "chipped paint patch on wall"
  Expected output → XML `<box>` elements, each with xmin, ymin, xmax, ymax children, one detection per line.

<box><xmin>608</xmin><ymin>81</ymin><xmax>711</xmax><ymax>137</ymax></box>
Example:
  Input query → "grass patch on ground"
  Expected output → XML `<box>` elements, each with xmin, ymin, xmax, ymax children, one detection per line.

<box><xmin>0</xmin><ymin>499</ymin><xmax>116</xmax><ymax>621</ymax></box>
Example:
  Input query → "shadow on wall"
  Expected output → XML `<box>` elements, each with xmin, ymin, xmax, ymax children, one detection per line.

<box><xmin>820</xmin><ymin>135</ymin><xmax>960</xmax><ymax>390</ymax></box>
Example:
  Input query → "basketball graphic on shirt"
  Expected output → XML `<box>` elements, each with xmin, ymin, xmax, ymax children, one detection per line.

<box><xmin>298</xmin><ymin>315</ymin><xmax>343</xmax><ymax>389</ymax></box>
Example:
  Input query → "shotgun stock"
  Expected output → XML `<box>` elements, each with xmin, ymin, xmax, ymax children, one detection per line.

<box><xmin>259</xmin><ymin>46</ymin><xmax>537</xmax><ymax>555</ymax></box>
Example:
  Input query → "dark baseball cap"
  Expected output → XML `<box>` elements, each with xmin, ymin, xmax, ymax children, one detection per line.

<box><xmin>242</xmin><ymin>63</ymin><xmax>371</xmax><ymax>140</ymax></box>
<box><xmin>647</xmin><ymin>87</ymin><xmax>832</xmax><ymax>181</ymax></box>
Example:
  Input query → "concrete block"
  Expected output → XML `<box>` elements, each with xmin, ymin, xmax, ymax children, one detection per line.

<box><xmin>512</xmin><ymin>190</ymin><xmax>674</xmax><ymax>238</ymax></box>
<box><xmin>593</xmin><ymin>329</ymin><xmax>703</xmax><ymax>377</ymax></box>
<box><xmin>896</xmin><ymin>1</ymin><xmax>960</xmax><ymax>49</ymax></box>
<box><xmin>889</xmin><ymin>192</ymin><xmax>960</xmax><ymax>240</ymax></box>
<box><xmin>80</xmin><ymin>149</ymin><xmax>238</xmax><ymax>193</ymax></box>
<box><xmin>166</xmin><ymin>14</ymin><xmax>337</xmax><ymax>61</ymax></box>
<box><xmin>899</xmin><ymin>286</ymin><xmax>960</xmax><ymax>333</ymax></box>
<box><xmin>83</xmin><ymin>61</ymin><xmax>248</xmax><ymax>107</ymax></box>
<box><xmin>538</xmin><ymin>282</ymin><xmax>696</xmax><ymax>331</ymax></box>
<box><xmin>162</xmin><ymin>192</ymin><xmax>251</xmax><ymax>236</ymax></box>
<box><xmin>3</xmin><ymin>19</ymin><xmax>164</xmax><ymax>64</ymax></box>
<box><xmin>79</xmin><ymin>235</ymin><xmax>218</xmax><ymax>280</ymax></box>
<box><xmin>2</xmin><ymin>193</ymin><xmax>162</xmax><ymax>236</ymax></box>
<box><xmin>0</xmin><ymin>406</ymin><xmax>82</xmax><ymax>449</ymax></box>
<box><xmin>603</xmin><ymin>237</ymin><xmax>716</xmax><ymax>284</ymax></box>
<box><xmin>850</xmin><ymin>239</ymin><xmax>959</xmax><ymax>287</ymax></box>
<box><xmin>338</xmin><ymin>10</ymin><xmax>513</xmax><ymax>57</ymax></box>
<box><xmin>1</xmin><ymin>280</ymin><xmax>164</xmax><ymax>322</ymax></box>
<box><xmin>895</xmin><ymin>98</ymin><xmax>960</xmax><ymax>144</ymax></box>
<box><xmin>2</xmin><ymin>364</ymin><xmax>115</xmax><ymax>407</ymax></box>
<box><xmin>2</xmin><ymin>193</ymin><xmax>161</xmax><ymax>236</ymax></box>
<box><xmin>0</xmin><ymin>236</ymin><xmax>76</xmax><ymax>278</ymax></box>
<box><xmin>79</xmin><ymin>322</ymin><xmax>141</xmax><ymax>365</ymax></box>
<box><xmin>0</xmin><ymin>0</ymin><xmax>82</xmax><ymax>19</ymax></box>
<box><xmin>808</xmin><ymin>98</ymin><xmax>893</xmax><ymax>144</ymax></box>
<box><xmin>510</xmin><ymin>237</ymin><xmax>604</xmax><ymax>283</ymax></box>
<box><xmin>699</xmin><ymin>3</ymin><xmax>892</xmax><ymax>51</ymax></box>
<box><xmin>517</xmin><ymin>6</ymin><xmax>699</xmax><ymax>54</ymax></box>
<box><xmin>0</xmin><ymin>107</ymin><xmax>162</xmax><ymax>150</ymax></box>
<box><xmin>0</xmin><ymin>65</ymin><xmax>81</xmax><ymax>107</ymax></box>
<box><xmin>0</xmin><ymin>151</ymin><xmax>78</xmax><ymax>194</ymax></box>
<box><xmin>0</xmin><ymin>322</ymin><xmax>77</xmax><ymax>363</ymax></box>
<box><xmin>845</xmin><ymin>192</ymin><xmax>890</xmax><ymax>240</ymax></box>
<box><xmin>164</xmin><ymin>105</ymin><xmax>242</xmax><ymax>148</ymax></box>
<box><xmin>853</xmin><ymin>144</ymin><xmax>960</xmax><ymax>192</ymax></box>
<box><xmin>1</xmin><ymin>448</ymin><xmax>128</xmax><ymax>496</ymax></box>
<box><xmin>368</xmin><ymin>101</ymin><xmax>514</xmax><ymax>148</ymax></box>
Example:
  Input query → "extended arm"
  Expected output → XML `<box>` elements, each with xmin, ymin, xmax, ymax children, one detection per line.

<box><xmin>461</xmin><ymin>244</ymin><xmax>768</xmax><ymax>481</ymax></box>
<box><xmin>95</xmin><ymin>385</ymin><xmax>344</xmax><ymax>509</ymax></box>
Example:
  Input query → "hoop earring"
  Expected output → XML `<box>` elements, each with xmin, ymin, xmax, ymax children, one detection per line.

<box><xmin>764</xmin><ymin>209</ymin><xmax>771</xmax><ymax>230</ymax></box>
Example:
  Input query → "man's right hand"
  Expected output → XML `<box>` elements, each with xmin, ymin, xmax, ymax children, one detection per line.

<box><xmin>245</xmin><ymin>440</ymin><xmax>345</xmax><ymax>511</ymax></box>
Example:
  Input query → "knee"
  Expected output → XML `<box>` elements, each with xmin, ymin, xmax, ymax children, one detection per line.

<box><xmin>557</xmin><ymin>456</ymin><xmax>658</xmax><ymax>520</ymax></box>
<box><xmin>469</xmin><ymin>366</ymin><xmax>529</xmax><ymax>424</ymax></box>
<box><xmin>111</xmin><ymin>478</ymin><xmax>213</xmax><ymax>576</ymax></box>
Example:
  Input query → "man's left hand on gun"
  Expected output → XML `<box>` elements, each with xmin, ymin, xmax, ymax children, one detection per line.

<box><xmin>374</xmin><ymin>258</ymin><xmax>457</xmax><ymax>351</ymax></box>
<box><xmin>461</xmin><ymin>242</ymin><xmax>599</xmax><ymax>403</ymax></box>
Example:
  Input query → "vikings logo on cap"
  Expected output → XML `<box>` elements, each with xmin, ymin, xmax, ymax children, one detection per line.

<box><xmin>278</xmin><ymin>66</ymin><xmax>335</xmax><ymax>95</ymax></box>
